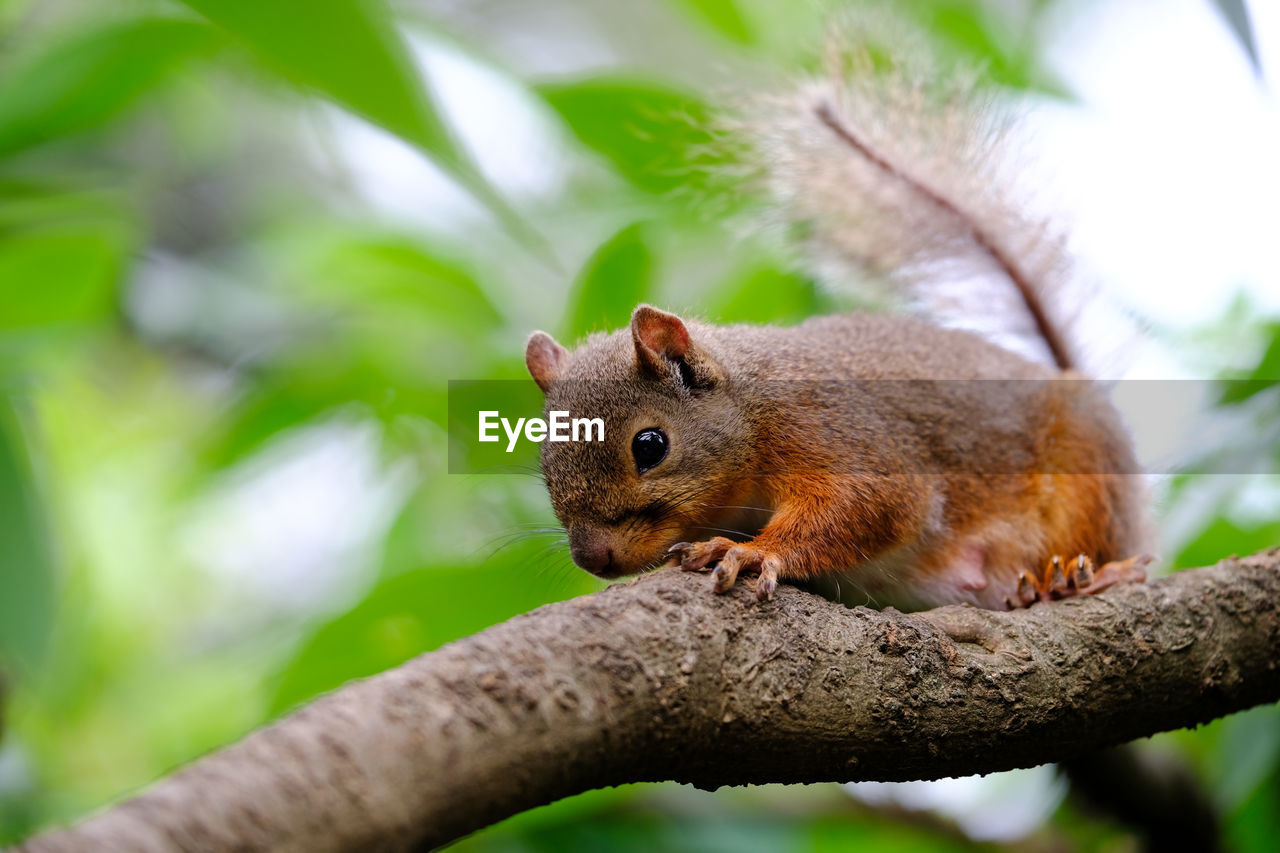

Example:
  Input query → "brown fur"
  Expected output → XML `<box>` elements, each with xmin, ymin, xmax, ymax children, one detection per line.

<box><xmin>528</xmin><ymin>308</ymin><xmax>1149</xmax><ymax>610</ymax></box>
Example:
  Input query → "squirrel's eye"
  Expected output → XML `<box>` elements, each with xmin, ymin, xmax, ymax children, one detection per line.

<box><xmin>631</xmin><ymin>428</ymin><xmax>668</xmax><ymax>473</ymax></box>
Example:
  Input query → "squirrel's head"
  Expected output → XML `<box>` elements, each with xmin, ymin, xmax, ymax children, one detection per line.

<box><xmin>525</xmin><ymin>305</ymin><xmax>754</xmax><ymax>579</ymax></box>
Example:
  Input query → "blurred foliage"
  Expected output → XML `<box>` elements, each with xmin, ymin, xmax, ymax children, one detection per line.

<box><xmin>0</xmin><ymin>18</ymin><xmax>219</xmax><ymax>157</ymax></box>
<box><xmin>566</xmin><ymin>221</ymin><xmax>653</xmax><ymax>337</ymax></box>
<box><xmin>538</xmin><ymin>78</ymin><xmax>717</xmax><ymax>196</ymax></box>
<box><xmin>452</xmin><ymin>787</ymin><xmax>990</xmax><ymax>853</ymax></box>
<box><xmin>672</xmin><ymin>0</ymin><xmax>756</xmax><ymax>46</ymax></box>
<box><xmin>0</xmin><ymin>400</ymin><xmax>55</xmax><ymax>675</ymax></box>
<box><xmin>0</xmin><ymin>0</ymin><xmax>1276</xmax><ymax>850</ymax></box>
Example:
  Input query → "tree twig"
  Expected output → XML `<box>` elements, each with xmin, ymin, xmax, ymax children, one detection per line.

<box><xmin>19</xmin><ymin>549</ymin><xmax>1280</xmax><ymax>852</ymax></box>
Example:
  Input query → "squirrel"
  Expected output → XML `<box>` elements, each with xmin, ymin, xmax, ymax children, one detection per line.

<box><xmin>522</xmin><ymin>25</ymin><xmax>1154</xmax><ymax>610</ymax></box>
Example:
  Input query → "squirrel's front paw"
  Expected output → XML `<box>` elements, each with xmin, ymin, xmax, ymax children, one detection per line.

<box><xmin>665</xmin><ymin>537</ymin><xmax>735</xmax><ymax>573</ymax></box>
<box><xmin>665</xmin><ymin>539</ymin><xmax>781</xmax><ymax>601</ymax></box>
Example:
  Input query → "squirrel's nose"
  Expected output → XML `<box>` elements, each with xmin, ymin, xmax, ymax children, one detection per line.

<box><xmin>569</xmin><ymin>533</ymin><xmax>614</xmax><ymax>574</ymax></box>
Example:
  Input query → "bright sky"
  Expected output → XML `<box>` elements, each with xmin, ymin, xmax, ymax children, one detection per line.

<box><xmin>1035</xmin><ymin>0</ymin><xmax>1280</xmax><ymax>329</ymax></box>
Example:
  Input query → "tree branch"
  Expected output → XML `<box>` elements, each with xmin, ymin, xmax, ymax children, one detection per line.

<box><xmin>20</xmin><ymin>549</ymin><xmax>1280</xmax><ymax>852</ymax></box>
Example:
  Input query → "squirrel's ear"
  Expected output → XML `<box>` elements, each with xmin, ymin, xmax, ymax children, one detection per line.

<box><xmin>526</xmin><ymin>331</ymin><xmax>568</xmax><ymax>394</ymax></box>
<box><xmin>632</xmin><ymin>305</ymin><xmax>690</xmax><ymax>364</ymax></box>
<box><xmin>631</xmin><ymin>304</ymin><xmax>718</xmax><ymax>387</ymax></box>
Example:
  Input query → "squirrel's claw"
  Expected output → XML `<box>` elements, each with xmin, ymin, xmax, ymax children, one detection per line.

<box><xmin>1040</xmin><ymin>554</ymin><xmax>1078</xmax><ymax>601</ymax></box>
<box><xmin>666</xmin><ymin>537</ymin><xmax>735</xmax><ymax>572</ymax></box>
<box><xmin>755</xmin><ymin>555</ymin><xmax>781</xmax><ymax>601</ymax></box>
<box><xmin>1007</xmin><ymin>553</ymin><xmax>1153</xmax><ymax>610</ymax></box>
<box><xmin>1015</xmin><ymin>571</ymin><xmax>1037</xmax><ymax>607</ymax></box>
<box><xmin>1068</xmin><ymin>554</ymin><xmax>1093</xmax><ymax>590</ymax></box>
<box><xmin>664</xmin><ymin>542</ymin><xmax>692</xmax><ymax>568</ymax></box>
<box><xmin>711</xmin><ymin>558</ymin><xmax>741</xmax><ymax>593</ymax></box>
<box><xmin>712</xmin><ymin>544</ymin><xmax>760</xmax><ymax>593</ymax></box>
<box><xmin>712</xmin><ymin>544</ymin><xmax>782</xmax><ymax>600</ymax></box>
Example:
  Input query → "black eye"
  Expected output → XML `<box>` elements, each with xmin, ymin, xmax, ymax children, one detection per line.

<box><xmin>632</xmin><ymin>428</ymin><xmax>668</xmax><ymax>473</ymax></box>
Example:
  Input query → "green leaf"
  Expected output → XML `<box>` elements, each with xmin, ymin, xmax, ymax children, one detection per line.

<box><xmin>706</xmin><ymin>266</ymin><xmax>829</xmax><ymax>325</ymax></box>
<box><xmin>897</xmin><ymin>0</ymin><xmax>1068</xmax><ymax>96</ymax></box>
<box><xmin>1174</xmin><ymin>516</ymin><xmax>1280</xmax><ymax>571</ymax></box>
<box><xmin>176</xmin><ymin>0</ymin><xmax>445</xmax><ymax>158</ymax></box>
<box><xmin>1219</xmin><ymin>322</ymin><xmax>1280</xmax><ymax>404</ymax></box>
<box><xmin>192</xmin><ymin>235</ymin><xmax>510</xmax><ymax>474</ymax></box>
<box><xmin>0</xmin><ymin>397</ymin><xmax>56</xmax><ymax>676</ymax></box>
<box><xmin>0</xmin><ymin>223</ymin><xmax>128</xmax><ymax>330</ymax></box>
<box><xmin>538</xmin><ymin>78</ymin><xmax>715</xmax><ymax>195</ymax></box>
<box><xmin>199</xmin><ymin>385</ymin><xmax>332</xmax><ymax>473</ymax></box>
<box><xmin>668</xmin><ymin>0</ymin><xmax>755</xmax><ymax>45</ymax></box>
<box><xmin>0</xmin><ymin>180</ymin><xmax>128</xmax><ymax>233</ymax></box>
<box><xmin>566</xmin><ymin>223</ymin><xmax>653</xmax><ymax>339</ymax></box>
<box><xmin>268</xmin><ymin>539</ymin><xmax>595</xmax><ymax>714</ymax></box>
<box><xmin>1229</xmin><ymin>767</ymin><xmax>1280</xmax><ymax>853</ymax></box>
<box><xmin>0</xmin><ymin>18</ymin><xmax>221</xmax><ymax>156</ymax></box>
<box><xmin>200</xmin><ymin>375</ymin><xmax>445</xmax><ymax>476</ymax></box>
<box><xmin>1211</xmin><ymin>705</ymin><xmax>1280</xmax><ymax>810</ymax></box>
<box><xmin>456</xmin><ymin>799</ymin><xmax>981</xmax><ymax>852</ymax></box>
<box><xmin>175</xmin><ymin>0</ymin><xmax>538</xmax><ymax>251</ymax></box>
<box><xmin>317</xmin><ymin>238</ymin><xmax>502</xmax><ymax>332</ymax></box>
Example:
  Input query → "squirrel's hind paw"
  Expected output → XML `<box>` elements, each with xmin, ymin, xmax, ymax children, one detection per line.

<box><xmin>1006</xmin><ymin>553</ymin><xmax>1153</xmax><ymax>609</ymax></box>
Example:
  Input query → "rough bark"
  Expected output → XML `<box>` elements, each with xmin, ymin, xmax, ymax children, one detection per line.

<box><xmin>19</xmin><ymin>548</ymin><xmax>1280</xmax><ymax>852</ymax></box>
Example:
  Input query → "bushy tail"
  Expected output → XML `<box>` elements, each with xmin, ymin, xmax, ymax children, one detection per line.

<box><xmin>741</xmin><ymin>19</ymin><xmax>1106</xmax><ymax>373</ymax></box>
